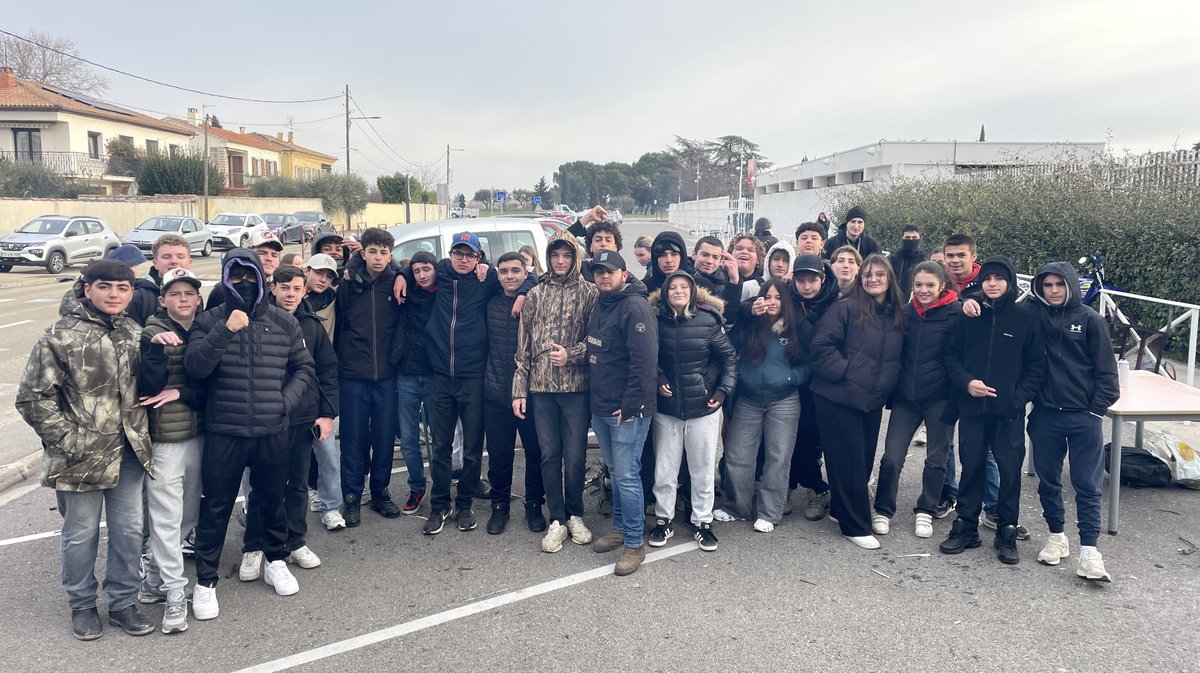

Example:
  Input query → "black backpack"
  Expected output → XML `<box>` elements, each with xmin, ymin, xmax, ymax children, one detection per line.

<box><xmin>1104</xmin><ymin>442</ymin><xmax>1173</xmax><ymax>488</ymax></box>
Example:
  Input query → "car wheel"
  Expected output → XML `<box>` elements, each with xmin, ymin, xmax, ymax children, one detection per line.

<box><xmin>240</xmin><ymin>235</ymin><xmax>249</xmax><ymax>248</ymax></box>
<box><xmin>45</xmin><ymin>251</ymin><xmax>67</xmax><ymax>274</ymax></box>
<box><xmin>0</xmin><ymin>265</ymin><xmax>11</xmax><ymax>273</ymax></box>
<box><xmin>201</xmin><ymin>240</ymin><xmax>213</xmax><ymax>257</ymax></box>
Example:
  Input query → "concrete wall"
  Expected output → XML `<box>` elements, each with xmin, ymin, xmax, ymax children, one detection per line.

<box><xmin>339</xmin><ymin>202</ymin><xmax>451</xmax><ymax>234</ymax></box>
<box><xmin>0</xmin><ymin>196</ymin><xmax>322</xmax><ymax>236</ymax></box>
<box><xmin>668</xmin><ymin>196</ymin><xmax>736</xmax><ymax>237</ymax></box>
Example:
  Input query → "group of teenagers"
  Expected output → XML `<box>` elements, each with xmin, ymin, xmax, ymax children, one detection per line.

<box><xmin>16</xmin><ymin>202</ymin><xmax>1120</xmax><ymax>643</ymax></box>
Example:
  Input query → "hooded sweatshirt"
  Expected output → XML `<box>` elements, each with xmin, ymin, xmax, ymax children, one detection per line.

<box><xmin>944</xmin><ymin>255</ymin><xmax>1046</xmax><ymax>420</ymax></box>
<box><xmin>184</xmin><ymin>249</ymin><xmax>316</xmax><ymax>437</ymax></box>
<box><xmin>513</xmin><ymin>231</ymin><xmax>598</xmax><ymax>397</ymax></box>
<box><xmin>644</xmin><ymin>231</ymin><xmax>694</xmax><ymax>293</ymax></box>
<box><xmin>887</xmin><ymin>238</ymin><xmax>927</xmax><ymax>297</ymax></box>
<box><xmin>649</xmin><ymin>271</ymin><xmax>738</xmax><ymax>420</ymax></box>
<box><xmin>586</xmin><ymin>276</ymin><xmax>658</xmax><ymax>418</ymax></box>
<box><xmin>1030</xmin><ymin>262</ymin><xmax>1120</xmax><ymax>416</ymax></box>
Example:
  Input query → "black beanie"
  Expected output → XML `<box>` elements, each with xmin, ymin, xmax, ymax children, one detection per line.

<box><xmin>844</xmin><ymin>206</ymin><xmax>869</xmax><ymax>224</ymax></box>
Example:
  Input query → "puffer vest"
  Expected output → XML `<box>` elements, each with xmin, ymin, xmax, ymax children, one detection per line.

<box><xmin>144</xmin><ymin>316</ymin><xmax>202</xmax><ymax>442</ymax></box>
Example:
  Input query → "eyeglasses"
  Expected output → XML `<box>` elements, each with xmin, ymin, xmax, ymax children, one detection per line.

<box><xmin>451</xmin><ymin>250</ymin><xmax>480</xmax><ymax>261</ymax></box>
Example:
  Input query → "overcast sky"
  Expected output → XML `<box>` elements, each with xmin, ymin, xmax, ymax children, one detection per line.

<box><xmin>7</xmin><ymin>0</ymin><xmax>1199</xmax><ymax>196</ymax></box>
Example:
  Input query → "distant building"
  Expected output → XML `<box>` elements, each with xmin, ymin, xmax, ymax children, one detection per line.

<box><xmin>249</xmin><ymin>131</ymin><xmax>336</xmax><ymax>180</ymax></box>
<box><xmin>752</xmin><ymin>139</ymin><xmax>1106</xmax><ymax>228</ymax></box>
<box><xmin>161</xmin><ymin>111</ymin><xmax>284</xmax><ymax>193</ymax></box>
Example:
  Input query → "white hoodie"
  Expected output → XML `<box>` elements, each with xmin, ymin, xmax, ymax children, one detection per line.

<box><xmin>743</xmin><ymin>240</ymin><xmax>797</xmax><ymax>300</ymax></box>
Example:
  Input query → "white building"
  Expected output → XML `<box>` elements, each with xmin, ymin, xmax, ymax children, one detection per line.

<box><xmin>751</xmin><ymin>140</ymin><xmax>1106</xmax><ymax>230</ymax></box>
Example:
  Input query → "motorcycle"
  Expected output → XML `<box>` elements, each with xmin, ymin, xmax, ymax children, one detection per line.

<box><xmin>1077</xmin><ymin>253</ymin><xmax>1123</xmax><ymax>307</ymax></box>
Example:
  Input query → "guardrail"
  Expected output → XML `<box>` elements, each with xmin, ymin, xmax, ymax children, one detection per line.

<box><xmin>0</xmin><ymin>150</ymin><xmax>109</xmax><ymax>177</ymax></box>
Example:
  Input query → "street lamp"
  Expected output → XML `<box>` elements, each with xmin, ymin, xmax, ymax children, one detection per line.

<box><xmin>447</xmin><ymin>145</ymin><xmax>465</xmax><ymax>208</ymax></box>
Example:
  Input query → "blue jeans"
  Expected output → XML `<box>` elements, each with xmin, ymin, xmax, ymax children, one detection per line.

<box><xmin>311</xmin><ymin>427</ymin><xmax>341</xmax><ymax>512</ymax></box>
<box><xmin>592</xmin><ymin>414</ymin><xmax>651</xmax><ymax>549</ymax></box>
<box><xmin>396</xmin><ymin>374</ymin><xmax>432</xmax><ymax>494</ymax></box>
<box><xmin>57</xmin><ymin>445</ymin><xmax>145</xmax><ymax>611</ymax></box>
<box><xmin>339</xmin><ymin>377</ymin><xmax>399</xmax><ymax>499</ymax></box>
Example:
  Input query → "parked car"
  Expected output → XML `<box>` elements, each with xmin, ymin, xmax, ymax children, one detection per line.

<box><xmin>294</xmin><ymin>211</ymin><xmax>335</xmax><ymax>239</ymax></box>
<box><xmin>386</xmin><ymin>218</ymin><xmax>549</xmax><ymax>266</ymax></box>
<box><xmin>609</xmin><ymin>208</ymin><xmax>623</xmax><ymax>225</ymax></box>
<box><xmin>262</xmin><ymin>212</ymin><xmax>306</xmax><ymax>244</ymax></box>
<box><xmin>207</xmin><ymin>212</ymin><xmax>269</xmax><ymax>250</ymax></box>
<box><xmin>0</xmin><ymin>215</ymin><xmax>120</xmax><ymax>274</ymax></box>
<box><xmin>123</xmin><ymin>215</ymin><xmax>214</xmax><ymax>257</ymax></box>
<box><xmin>450</xmin><ymin>207</ymin><xmax>480</xmax><ymax>218</ymax></box>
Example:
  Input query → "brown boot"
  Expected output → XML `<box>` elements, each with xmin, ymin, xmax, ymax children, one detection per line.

<box><xmin>593</xmin><ymin>530</ymin><xmax>624</xmax><ymax>554</ymax></box>
<box><xmin>614</xmin><ymin>546</ymin><xmax>646</xmax><ymax>576</ymax></box>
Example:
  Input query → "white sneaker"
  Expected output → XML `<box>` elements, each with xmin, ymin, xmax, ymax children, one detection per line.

<box><xmin>286</xmin><ymin>545</ymin><xmax>322</xmax><ymax>569</ymax></box>
<box><xmin>845</xmin><ymin>534</ymin><xmax>881</xmax><ymax>550</ymax></box>
<box><xmin>914</xmin><ymin>513</ymin><xmax>934</xmax><ymax>539</ymax></box>
<box><xmin>565</xmin><ymin>515</ymin><xmax>592</xmax><ymax>544</ymax></box>
<box><xmin>1038</xmin><ymin>532</ymin><xmax>1071</xmax><ymax>566</ymax></box>
<box><xmin>752</xmin><ymin>518</ymin><xmax>774</xmax><ymax>533</ymax></box>
<box><xmin>1076</xmin><ymin>547</ymin><xmax>1112</xmax><ymax>582</ymax></box>
<box><xmin>264</xmin><ymin>560</ymin><xmax>299</xmax><ymax>596</ymax></box>
<box><xmin>308</xmin><ymin>489</ymin><xmax>321</xmax><ymax>513</ymax></box>
<box><xmin>321</xmin><ymin>510</ymin><xmax>347</xmax><ymax>530</ymax></box>
<box><xmin>238</xmin><ymin>550</ymin><xmax>264</xmax><ymax>581</ymax></box>
<box><xmin>191</xmin><ymin>584</ymin><xmax>219</xmax><ymax>620</ymax></box>
<box><xmin>871</xmin><ymin>514</ymin><xmax>890</xmax><ymax>535</ymax></box>
<box><xmin>712</xmin><ymin>508</ymin><xmax>742</xmax><ymax>522</ymax></box>
<box><xmin>541</xmin><ymin>520</ymin><xmax>569</xmax><ymax>553</ymax></box>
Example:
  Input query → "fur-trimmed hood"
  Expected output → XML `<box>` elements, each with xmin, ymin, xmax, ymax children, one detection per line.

<box><xmin>648</xmin><ymin>271</ymin><xmax>726</xmax><ymax>319</ymax></box>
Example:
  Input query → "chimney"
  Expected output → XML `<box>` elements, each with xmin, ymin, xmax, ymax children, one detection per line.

<box><xmin>1</xmin><ymin>67</ymin><xmax>15</xmax><ymax>89</ymax></box>
<box><xmin>287</xmin><ymin>131</ymin><xmax>294</xmax><ymax>144</ymax></box>
<box><xmin>187</xmin><ymin>108</ymin><xmax>198</xmax><ymax>125</ymax></box>
<box><xmin>239</xmin><ymin>126</ymin><xmax>246</xmax><ymax>135</ymax></box>
<box><xmin>276</xmin><ymin>132</ymin><xmax>284</xmax><ymax>140</ymax></box>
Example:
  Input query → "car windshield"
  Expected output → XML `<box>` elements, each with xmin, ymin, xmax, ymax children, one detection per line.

<box><xmin>295</xmin><ymin>212</ymin><xmax>320</xmax><ymax>222</ymax></box>
<box><xmin>16</xmin><ymin>218</ymin><xmax>67</xmax><ymax>234</ymax></box>
<box><xmin>210</xmin><ymin>215</ymin><xmax>246</xmax><ymax>226</ymax></box>
<box><xmin>135</xmin><ymin>217</ymin><xmax>182</xmax><ymax>232</ymax></box>
<box><xmin>263</xmin><ymin>214</ymin><xmax>289</xmax><ymax>226</ymax></box>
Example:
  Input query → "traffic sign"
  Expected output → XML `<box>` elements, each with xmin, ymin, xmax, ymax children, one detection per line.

<box><xmin>496</xmin><ymin>190</ymin><xmax>507</xmax><ymax>202</ymax></box>
<box><xmin>533</xmin><ymin>196</ymin><xmax>542</xmax><ymax>205</ymax></box>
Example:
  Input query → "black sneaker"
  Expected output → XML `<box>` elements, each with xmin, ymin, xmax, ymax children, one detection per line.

<box><xmin>525</xmin><ymin>503</ymin><xmax>547</xmax><ymax>533</ymax></box>
<box><xmin>402</xmin><ymin>491</ymin><xmax>424</xmax><ymax>515</ymax></box>
<box><xmin>939</xmin><ymin>519</ymin><xmax>982</xmax><ymax>554</ymax></box>
<box><xmin>71</xmin><ymin>607</ymin><xmax>103</xmax><ymax>641</ymax></box>
<box><xmin>369</xmin><ymin>490</ymin><xmax>403</xmax><ymax>518</ymax></box>
<box><xmin>108</xmin><ymin>605</ymin><xmax>155</xmax><ymax>637</ymax></box>
<box><xmin>1015</xmin><ymin>524</ymin><xmax>1030</xmax><ymax>541</ymax></box>
<box><xmin>343</xmin><ymin>493</ymin><xmax>361</xmax><ymax>528</ymax></box>
<box><xmin>457</xmin><ymin>508</ymin><xmax>477</xmax><ymax>532</ymax></box>
<box><xmin>486</xmin><ymin>503</ymin><xmax>509</xmax><ymax>535</ymax></box>
<box><xmin>995</xmin><ymin>524</ymin><xmax>1020</xmax><ymax>564</ymax></box>
<box><xmin>694</xmin><ymin>522</ymin><xmax>718</xmax><ymax>552</ymax></box>
<box><xmin>934</xmin><ymin>499</ymin><xmax>956</xmax><ymax>520</ymax></box>
<box><xmin>647</xmin><ymin>519</ymin><xmax>673</xmax><ymax>547</ymax></box>
<box><xmin>423</xmin><ymin>509</ymin><xmax>449</xmax><ymax>535</ymax></box>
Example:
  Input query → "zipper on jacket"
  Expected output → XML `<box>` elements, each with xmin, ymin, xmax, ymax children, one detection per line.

<box><xmin>984</xmin><ymin>307</ymin><xmax>997</xmax><ymax>414</ymax></box>
<box><xmin>370</xmin><ymin>283</ymin><xmax>379</xmax><ymax>380</ymax></box>
<box><xmin>449</xmin><ymin>279</ymin><xmax>458</xmax><ymax>377</ymax></box>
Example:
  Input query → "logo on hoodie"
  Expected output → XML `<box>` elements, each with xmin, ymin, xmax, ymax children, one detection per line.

<box><xmin>1069</xmin><ymin>324</ymin><xmax>1083</xmax><ymax>333</ymax></box>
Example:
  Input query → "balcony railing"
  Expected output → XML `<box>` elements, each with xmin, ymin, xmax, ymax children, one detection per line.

<box><xmin>0</xmin><ymin>150</ymin><xmax>138</xmax><ymax>178</ymax></box>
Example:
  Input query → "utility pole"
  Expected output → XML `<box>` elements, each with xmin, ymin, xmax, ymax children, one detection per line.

<box><xmin>405</xmin><ymin>173</ymin><xmax>411</xmax><ymax>224</ymax></box>
<box><xmin>344</xmin><ymin>84</ymin><xmax>351</xmax><ymax>178</ymax></box>
<box><xmin>202</xmin><ymin>104</ymin><xmax>210</xmax><ymax>223</ymax></box>
<box><xmin>446</xmin><ymin>143</ymin><xmax>451</xmax><ymax>207</ymax></box>
<box><xmin>695</xmin><ymin>160</ymin><xmax>700</xmax><ymax>201</ymax></box>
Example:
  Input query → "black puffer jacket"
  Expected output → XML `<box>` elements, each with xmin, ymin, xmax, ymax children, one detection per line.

<box><xmin>127</xmin><ymin>268</ymin><xmax>163</xmax><ymax>327</ymax></box>
<box><xmin>185</xmin><ymin>249</ymin><xmax>315</xmax><ymax>437</ymax></box>
<box><xmin>586</xmin><ymin>277</ymin><xmax>658</xmax><ymax>418</ymax></box>
<box><xmin>484</xmin><ymin>292</ymin><xmax>521</xmax><ymax>404</ymax></box>
<box><xmin>893</xmin><ymin>291</ymin><xmax>961</xmax><ymax>404</ymax></box>
<box><xmin>792</xmin><ymin>260</ymin><xmax>841</xmax><ymax>349</ymax></box>
<box><xmin>287</xmin><ymin>299</ymin><xmax>339</xmax><ymax>426</ymax></box>
<box><xmin>945</xmin><ymin>256</ymin><xmax>1046</xmax><ymax>420</ymax></box>
<box><xmin>650</xmin><ymin>273</ymin><xmax>738</xmax><ymax>420</ymax></box>
<box><xmin>694</xmin><ymin>267</ymin><xmax>743</xmax><ymax>325</ymax></box>
<box><xmin>810</xmin><ymin>297</ymin><xmax>904</xmax><ymax>412</ymax></box>
<box><xmin>335</xmin><ymin>254</ymin><xmax>402</xmax><ymax>381</ymax></box>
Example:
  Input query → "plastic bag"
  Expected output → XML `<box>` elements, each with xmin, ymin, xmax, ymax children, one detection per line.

<box><xmin>1143</xmin><ymin>427</ymin><xmax>1200</xmax><ymax>489</ymax></box>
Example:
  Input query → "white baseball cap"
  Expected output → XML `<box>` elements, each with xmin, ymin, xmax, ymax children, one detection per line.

<box><xmin>304</xmin><ymin>253</ymin><xmax>338</xmax><ymax>274</ymax></box>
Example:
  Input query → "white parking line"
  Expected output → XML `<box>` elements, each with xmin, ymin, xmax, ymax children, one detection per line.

<box><xmin>0</xmin><ymin>320</ymin><xmax>32</xmax><ymax>329</ymax></box>
<box><xmin>0</xmin><ymin>298</ymin><xmax>14</xmax><ymax>303</ymax></box>
<box><xmin>234</xmin><ymin>541</ymin><xmax>699</xmax><ymax>673</ymax></box>
<box><xmin>26</xmin><ymin>298</ymin><xmax>57</xmax><ymax>303</ymax></box>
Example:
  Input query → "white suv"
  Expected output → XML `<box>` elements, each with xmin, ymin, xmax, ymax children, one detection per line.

<box><xmin>207</xmin><ymin>212</ymin><xmax>268</xmax><ymax>250</ymax></box>
<box><xmin>0</xmin><ymin>215</ymin><xmax>120</xmax><ymax>274</ymax></box>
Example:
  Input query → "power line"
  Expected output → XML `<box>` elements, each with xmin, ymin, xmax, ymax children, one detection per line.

<box><xmin>117</xmin><ymin>100</ymin><xmax>343</xmax><ymax>128</ymax></box>
<box><xmin>0</xmin><ymin>27</ymin><xmax>341</xmax><ymax>104</ymax></box>
<box><xmin>348</xmin><ymin>94</ymin><xmax>444</xmax><ymax>170</ymax></box>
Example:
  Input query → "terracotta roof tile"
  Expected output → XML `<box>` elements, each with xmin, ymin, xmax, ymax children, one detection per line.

<box><xmin>248</xmin><ymin>132</ymin><xmax>337</xmax><ymax>162</ymax></box>
<box><xmin>0</xmin><ymin>76</ymin><xmax>194</xmax><ymax>136</ymax></box>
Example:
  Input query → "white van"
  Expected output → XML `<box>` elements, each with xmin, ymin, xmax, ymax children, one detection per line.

<box><xmin>387</xmin><ymin>218</ymin><xmax>550</xmax><ymax>265</ymax></box>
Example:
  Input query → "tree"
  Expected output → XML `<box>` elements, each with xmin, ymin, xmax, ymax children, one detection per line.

<box><xmin>137</xmin><ymin>151</ymin><xmax>225</xmax><ymax>196</ymax></box>
<box><xmin>0</xmin><ymin>30</ymin><xmax>109</xmax><ymax>95</ymax></box>
<box><xmin>472</xmin><ymin>188</ymin><xmax>492</xmax><ymax>204</ymax></box>
<box><xmin>207</xmin><ymin>115</ymin><xmax>222</xmax><ymax>129</ymax></box>
<box><xmin>376</xmin><ymin>173</ymin><xmax>430</xmax><ymax>203</ymax></box>
<box><xmin>1194</xmin><ymin>141</ymin><xmax>1200</xmax><ymax>151</ymax></box>
<box><xmin>533</xmin><ymin>176</ymin><xmax>551</xmax><ymax>204</ymax></box>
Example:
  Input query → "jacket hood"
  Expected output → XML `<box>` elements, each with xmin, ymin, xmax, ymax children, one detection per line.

<box><xmin>765</xmin><ymin>241</ymin><xmax>796</xmax><ymax>278</ymax></box>
<box><xmin>977</xmin><ymin>255</ymin><xmax>1018</xmax><ymax>304</ymax></box>
<box><xmin>543</xmin><ymin>229</ymin><xmax>584</xmax><ymax>283</ymax></box>
<box><xmin>600</xmin><ymin>275</ymin><xmax>649</xmax><ymax>307</ymax></box>
<box><xmin>310</xmin><ymin>232</ymin><xmax>344</xmax><ymax>257</ymax></box>
<box><xmin>221</xmin><ymin>248</ymin><xmax>268</xmax><ymax>317</ymax></box>
<box><xmin>648</xmin><ymin>271</ymin><xmax>726</xmax><ymax>318</ymax></box>
<box><xmin>1031</xmin><ymin>261</ymin><xmax>1082</xmax><ymax>308</ymax></box>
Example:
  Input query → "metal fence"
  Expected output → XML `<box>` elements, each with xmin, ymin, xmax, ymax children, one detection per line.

<box><xmin>974</xmin><ymin>149</ymin><xmax>1200</xmax><ymax>188</ymax></box>
<box><xmin>0</xmin><ymin>150</ymin><xmax>109</xmax><ymax>177</ymax></box>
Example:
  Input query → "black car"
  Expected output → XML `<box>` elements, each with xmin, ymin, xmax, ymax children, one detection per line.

<box><xmin>294</xmin><ymin>211</ymin><xmax>334</xmax><ymax>241</ymax></box>
<box><xmin>262</xmin><ymin>212</ymin><xmax>306</xmax><ymax>244</ymax></box>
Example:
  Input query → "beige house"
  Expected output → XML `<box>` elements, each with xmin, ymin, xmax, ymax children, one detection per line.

<box><xmin>0</xmin><ymin>67</ymin><xmax>195</xmax><ymax>195</ymax></box>
<box><xmin>162</xmin><ymin>110</ymin><xmax>284</xmax><ymax>193</ymax></box>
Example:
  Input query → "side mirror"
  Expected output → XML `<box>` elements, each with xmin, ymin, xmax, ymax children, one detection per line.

<box><xmin>1077</xmin><ymin>256</ymin><xmax>1088</xmax><ymax>266</ymax></box>
<box><xmin>64</xmin><ymin>230</ymin><xmax>79</xmax><ymax>237</ymax></box>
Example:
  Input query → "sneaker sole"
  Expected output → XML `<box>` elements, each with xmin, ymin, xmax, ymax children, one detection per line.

<box><xmin>695</xmin><ymin>538</ymin><xmax>718</xmax><ymax>552</ymax></box>
<box><xmin>72</xmin><ymin>630</ymin><xmax>103</xmax><ymax>642</ymax></box>
<box><xmin>324</xmin><ymin>522</ymin><xmax>346</xmax><ymax>531</ymax></box>
<box><xmin>423</xmin><ymin>514</ymin><xmax>448</xmax><ymax>535</ymax></box>
<box><xmin>541</xmin><ymin>538</ymin><xmax>565</xmax><ymax>553</ymax></box>
<box><xmin>138</xmin><ymin>593</ymin><xmax>166</xmax><ymax>605</ymax></box>
<box><xmin>109</xmin><ymin>619</ymin><xmax>156</xmax><ymax>637</ymax></box>
<box><xmin>161</xmin><ymin>621</ymin><xmax>188</xmax><ymax>634</ymax></box>
<box><xmin>457</xmin><ymin>521</ymin><xmax>477</xmax><ymax>531</ymax></box>
<box><xmin>939</xmin><ymin>539</ymin><xmax>982</xmax><ymax>554</ymax></box>
<box><xmin>1076</xmin><ymin>570</ymin><xmax>1112</xmax><ymax>582</ymax></box>
<box><xmin>264</xmin><ymin>574</ymin><xmax>299</xmax><ymax>596</ymax></box>
<box><xmin>1038</xmin><ymin>553</ymin><xmax>1069</xmax><ymax>566</ymax></box>
<box><xmin>369</xmin><ymin>505</ymin><xmax>403</xmax><ymax>519</ymax></box>
<box><xmin>401</xmin><ymin>508</ymin><xmax>420</xmax><ymax>516</ymax></box>
<box><xmin>286</xmin><ymin>556</ymin><xmax>321</xmax><ymax>569</ymax></box>
<box><xmin>647</xmin><ymin>531</ymin><xmax>673</xmax><ymax>548</ymax></box>
<box><xmin>238</xmin><ymin>568</ymin><xmax>261</xmax><ymax>582</ymax></box>
<box><xmin>915</xmin><ymin>528</ymin><xmax>933</xmax><ymax>539</ymax></box>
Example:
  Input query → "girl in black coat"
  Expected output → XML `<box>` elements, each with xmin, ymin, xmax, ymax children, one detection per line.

<box><xmin>648</xmin><ymin>272</ymin><xmax>738</xmax><ymax>551</ymax></box>
<box><xmin>873</xmin><ymin>262</ymin><xmax>961</xmax><ymax>539</ymax></box>
<box><xmin>810</xmin><ymin>253</ymin><xmax>905</xmax><ymax>549</ymax></box>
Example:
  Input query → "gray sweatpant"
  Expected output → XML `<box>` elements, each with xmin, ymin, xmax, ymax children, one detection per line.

<box><xmin>144</xmin><ymin>436</ymin><xmax>203</xmax><ymax>594</ymax></box>
<box><xmin>652</xmin><ymin>411</ymin><xmax>721</xmax><ymax>525</ymax></box>
<box><xmin>722</xmin><ymin>393</ymin><xmax>801</xmax><ymax>523</ymax></box>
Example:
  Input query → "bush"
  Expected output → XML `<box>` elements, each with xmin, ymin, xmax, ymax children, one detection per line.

<box><xmin>825</xmin><ymin>163</ymin><xmax>1200</xmax><ymax>357</ymax></box>
<box><xmin>0</xmin><ymin>158</ymin><xmax>65</xmax><ymax>197</ymax></box>
<box><xmin>250</xmin><ymin>173</ymin><xmax>368</xmax><ymax>218</ymax></box>
<box><xmin>136</xmin><ymin>151</ymin><xmax>225</xmax><ymax>195</ymax></box>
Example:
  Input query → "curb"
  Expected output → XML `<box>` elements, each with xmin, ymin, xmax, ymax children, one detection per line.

<box><xmin>0</xmin><ymin>450</ymin><xmax>42</xmax><ymax>493</ymax></box>
<box><xmin>0</xmin><ymin>275</ymin><xmax>75</xmax><ymax>291</ymax></box>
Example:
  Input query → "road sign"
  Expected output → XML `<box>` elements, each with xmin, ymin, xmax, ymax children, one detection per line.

<box><xmin>533</xmin><ymin>196</ymin><xmax>542</xmax><ymax>205</ymax></box>
<box><xmin>496</xmin><ymin>190</ymin><xmax>507</xmax><ymax>202</ymax></box>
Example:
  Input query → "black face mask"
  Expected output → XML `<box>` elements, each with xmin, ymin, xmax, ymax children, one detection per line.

<box><xmin>233</xmin><ymin>279</ymin><xmax>258</xmax><ymax>306</ymax></box>
<box><xmin>902</xmin><ymin>238</ymin><xmax>920</xmax><ymax>253</ymax></box>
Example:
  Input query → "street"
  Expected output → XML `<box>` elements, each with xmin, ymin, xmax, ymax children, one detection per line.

<box><xmin>0</xmin><ymin>220</ymin><xmax>1197</xmax><ymax>672</ymax></box>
